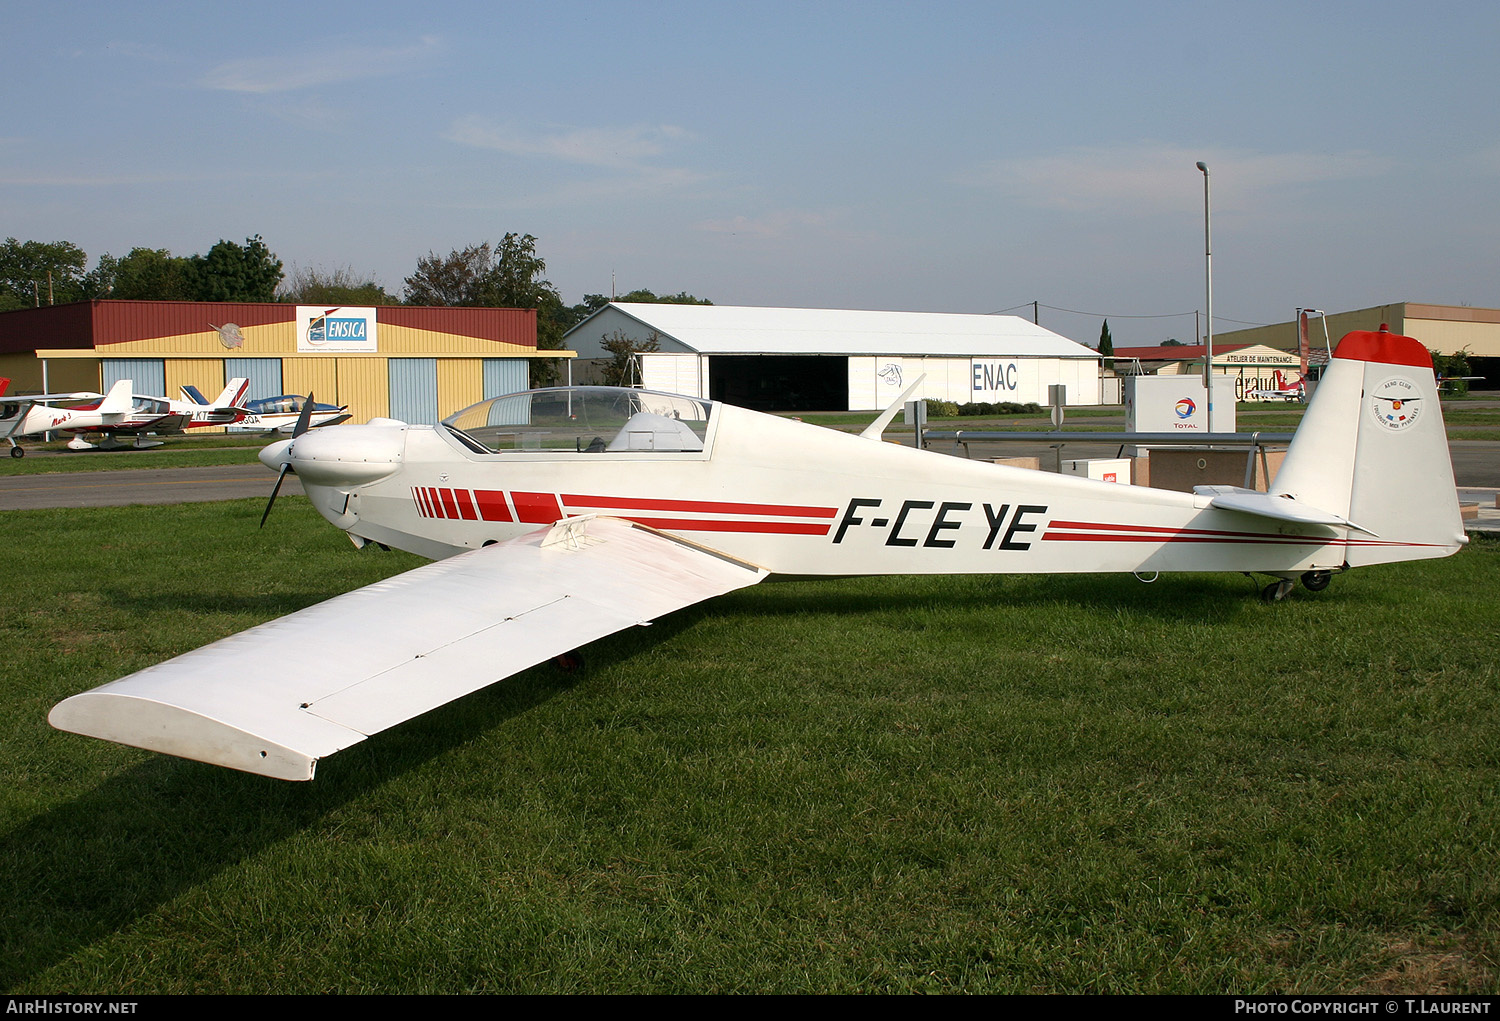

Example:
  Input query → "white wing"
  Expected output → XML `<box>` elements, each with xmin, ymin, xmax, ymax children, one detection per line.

<box><xmin>50</xmin><ymin>516</ymin><xmax>768</xmax><ymax>780</ymax></box>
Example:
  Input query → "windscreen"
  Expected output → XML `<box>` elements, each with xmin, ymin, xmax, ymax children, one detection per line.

<box><xmin>442</xmin><ymin>388</ymin><xmax>714</xmax><ymax>454</ymax></box>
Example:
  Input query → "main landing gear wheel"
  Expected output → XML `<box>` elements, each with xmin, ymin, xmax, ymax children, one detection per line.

<box><xmin>1261</xmin><ymin>579</ymin><xmax>1295</xmax><ymax>602</ymax></box>
<box><xmin>9</xmin><ymin>446</ymin><xmax>22</xmax><ymax>458</ymax></box>
<box><xmin>1300</xmin><ymin>570</ymin><xmax>1332</xmax><ymax>592</ymax></box>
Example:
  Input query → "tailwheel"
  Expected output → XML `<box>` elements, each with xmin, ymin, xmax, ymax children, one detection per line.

<box><xmin>1301</xmin><ymin>570</ymin><xmax>1332</xmax><ymax>592</ymax></box>
<box><xmin>553</xmin><ymin>649</ymin><xmax>585</xmax><ymax>673</ymax></box>
<box><xmin>1261</xmin><ymin>578</ymin><xmax>1295</xmax><ymax>602</ymax></box>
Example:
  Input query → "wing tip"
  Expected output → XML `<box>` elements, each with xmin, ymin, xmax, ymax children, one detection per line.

<box><xmin>50</xmin><ymin>691</ymin><xmax>322</xmax><ymax>781</ymax></box>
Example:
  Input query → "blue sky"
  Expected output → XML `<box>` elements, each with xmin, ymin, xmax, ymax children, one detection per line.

<box><xmin>4</xmin><ymin>1</ymin><xmax>1497</xmax><ymax>345</ymax></box>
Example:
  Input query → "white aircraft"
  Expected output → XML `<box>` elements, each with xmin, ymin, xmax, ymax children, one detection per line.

<box><xmin>50</xmin><ymin>327</ymin><xmax>1467</xmax><ymax>781</ymax></box>
<box><xmin>1245</xmin><ymin>369</ymin><xmax>1307</xmax><ymax>402</ymax></box>
<box><xmin>1436</xmin><ymin>373</ymin><xmax>1484</xmax><ymax>393</ymax></box>
<box><xmin>3</xmin><ymin>378</ymin><xmax>137</xmax><ymax>457</ymax></box>
<box><xmin>57</xmin><ymin>378</ymin><xmax>251</xmax><ymax>451</ymax></box>
<box><xmin>215</xmin><ymin>393</ymin><xmax>352</xmax><ymax>434</ymax></box>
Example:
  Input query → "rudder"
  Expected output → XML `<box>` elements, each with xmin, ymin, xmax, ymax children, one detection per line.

<box><xmin>1271</xmin><ymin>326</ymin><xmax>1465</xmax><ymax>566</ymax></box>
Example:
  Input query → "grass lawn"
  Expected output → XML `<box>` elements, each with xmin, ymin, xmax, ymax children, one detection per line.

<box><xmin>2</xmin><ymin>501</ymin><xmax>1497</xmax><ymax>994</ymax></box>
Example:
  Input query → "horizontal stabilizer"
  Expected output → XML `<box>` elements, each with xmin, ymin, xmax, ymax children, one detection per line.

<box><xmin>1194</xmin><ymin>485</ymin><xmax>1375</xmax><ymax>536</ymax></box>
<box><xmin>50</xmin><ymin>516</ymin><xmax>768</xmax><ymax>780</ymax></box>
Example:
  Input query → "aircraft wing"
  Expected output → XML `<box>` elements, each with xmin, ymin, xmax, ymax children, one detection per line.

<box><xmin>50</xmin><ymin>516</ymin><xmax>768</xmax><ymax>781</ymax></box>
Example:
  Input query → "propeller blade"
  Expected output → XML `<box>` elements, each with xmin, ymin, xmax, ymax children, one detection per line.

<box><xmin>260</xmin><ymin>461</ymin><xmax>292</xmax><ymax>529</ymax></box>
<box><xmin>292</xmin><ymin>393</ymin><xmax>316</xmax><ymax>438</ymax></box>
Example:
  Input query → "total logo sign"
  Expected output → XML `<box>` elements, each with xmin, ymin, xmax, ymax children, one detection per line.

<box><xmin>1174</xmin><ymin>396</ymin><xmax>1197</xmax><ymax>420</ymax></box>
<box><xmin>297</xmin><ymin>305</ymin><xmax>379</xmax><ymax>353</ymax></box>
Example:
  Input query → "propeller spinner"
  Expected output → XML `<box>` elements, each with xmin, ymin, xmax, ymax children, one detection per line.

<box><xmin>258</xmin><ymin>394</ymin><xmax>318</xmax><ymax>528</ymax></box>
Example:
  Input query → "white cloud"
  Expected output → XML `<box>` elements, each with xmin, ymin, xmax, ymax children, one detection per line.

<box><xmin>964</xmin><ymin>144</ymin><xmax>1393</xmax><ymax>215</ymax></box>
<box><xmin>202</xmin><ymin>36</ymin><xmax>441</xmax><ymax>94</ymax></box>
<box><xmin>443</xmin><ymin>117</ymin><xmax>690</xmax><ymax>171</ymax></box>
<box><xmin>695</xmin><ymin>209</ymin><xmax>835</xmax><ymax>239</ymax></box>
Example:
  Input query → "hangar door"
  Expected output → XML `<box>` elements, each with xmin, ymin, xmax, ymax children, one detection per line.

<box><xmin>708</xmin><ymin>355</ymin><xmax>848</xmax><ymax>411</ymax></box>
<box><xmin>102</xmin><ymin>358</ymin><xmax>166</xmax><ymax>398</ymax></box>
<box><xmin>389</xmin><ymin>358</ymin><xmax>440</xmax><ymax>425</ymax></box>
<box><xmin>227</xmin><ymin>358</ymin><xmax>283</xmax><ymax>402</ymax></box>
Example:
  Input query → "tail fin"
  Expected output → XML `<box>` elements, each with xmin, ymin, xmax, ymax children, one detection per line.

<box><xmin>181</xmin><ymin>384</ymin><xmax>209</xmax><ymax>405</ymax></box>
<box><xmin>1271</xmin><ymin>326</ymin><xmax>1465</xmax><ymax>566</ymax></box>
<box><xmin>211</xmin><ymin>378</ymin><xmax>250</xmax><ymax>409</ymax></box>
<box><xmin>97</xmin><ymin>379</ymin><xmax>135</xmax><ymax>416</ymax></box>
<box><xmin>0</xmin><ymin>377</ymin><xmax>9</xmax><ymax>397</ymax></box>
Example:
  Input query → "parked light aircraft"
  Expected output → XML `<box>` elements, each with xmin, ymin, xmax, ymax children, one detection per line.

<box><xmin>215</xmin><ymin>393</ymin><xmax>352</xmax><ymax>434</ymax></box>
<box><xmin>1245</xmin><ymin>369</ymin><xmax>1307</xmax><ymax>402</ymax></box>
<box><xmin>3</xmin><ymin>379</ymin><xmax>136</xmax><ymax>457</ymax></box>
<box><xmin>50</xmin><ymin>328</ymin><xmax>1467</xmax><ymax>780</ymax></box>
<box><xmin>55</xmin><ymin>378</ymin><xmax>251</xmax><ymax>451</ymax></box>
<box><xmin>1436</xmin><ymin>373</ymin><xmax>1484</xmax><ymax>393</ymax></box>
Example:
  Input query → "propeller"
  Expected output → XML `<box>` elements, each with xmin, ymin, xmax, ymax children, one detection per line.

<box><xmin>259</xmin><ymin>394</ymin><xmax>318</xmax><ymax>528</ymax></box>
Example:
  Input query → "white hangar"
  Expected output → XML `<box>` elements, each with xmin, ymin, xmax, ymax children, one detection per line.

<box><xmin>564</xmin><ymin>303</ymin><xmax>1103</xmax><ymax>412</ymax></box>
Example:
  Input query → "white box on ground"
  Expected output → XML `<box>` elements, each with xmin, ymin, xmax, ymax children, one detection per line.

<box><xmin>1124</xmin><ymin>375</ymin><xmax>1237</xmax><ymax>434</ymax></box>
<box><xmin>1062</xmin><ymin>458</ymin><xmax>1131</xmax><ymax>484</ymax></box>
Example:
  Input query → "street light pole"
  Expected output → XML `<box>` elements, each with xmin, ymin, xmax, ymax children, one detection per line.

<box><xmin>1196</xmin><ymin>161</ymin><xmax>1214</xmax><ymax>433</ymax></box>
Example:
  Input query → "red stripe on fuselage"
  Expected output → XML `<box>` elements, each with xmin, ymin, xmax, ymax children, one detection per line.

<box><xmin>512</xmin><ymin>491</ymin><xmax>562</xmax><ymax>524</ymax></box>
<box><xmin>473</xmin><ymin>489</ymin><xmax>512</xmax><ymax>522</ymax></box>
<box><xmin>621</xmin><ymin>517</ymin><xmax>831</xmax><ymax>535</ymax></box>
<box><xmin>454</xmin><ymin>489</ymin><xmax>478</xmax><ymax>520</ymax></box>
<box><xmin>562</xmin><ymin>493</ymin><xmax>838</xmax><ymax>518</ymax></box>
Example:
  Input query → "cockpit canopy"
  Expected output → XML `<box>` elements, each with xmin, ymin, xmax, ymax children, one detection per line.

<box><xmin>442</xmin><ymin>387</ymin><xmax>715</xmax><ymax>455</ymax></box>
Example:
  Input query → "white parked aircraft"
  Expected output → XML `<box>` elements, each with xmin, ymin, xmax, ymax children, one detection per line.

<box><xmin>55</xmin><ymin>378</ymin><xmax>251</xmax><ymax>451</ymax></box>
<box><xmin>1245</xmin><ymin>369</ymin><xmax>1307</xmax><ymax>402</ymax></box>
<box><xmin>215</xmin><ymin>393</ymin><xmax>352</xmax><ymax>433</ymax></box>
<box><xmin>3</xmin><ymin>379</ymin><xmax>135</xmax><ymax>457</ymax></box>
<box><xmin>51</xmin><ymin>328</ymin><xmax>1467</xmax><ymax>780</ymax></box>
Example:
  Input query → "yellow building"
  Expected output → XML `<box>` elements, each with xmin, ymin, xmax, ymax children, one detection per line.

<box><xmin>0</xmin><ymin>300</ymin><xmax>573</xmax><ymax>423</ymax></box>
<box><xmin>1215</xmin><ymin>303</ymin><xmax>1496</xmax><ymax>385</ymax></box>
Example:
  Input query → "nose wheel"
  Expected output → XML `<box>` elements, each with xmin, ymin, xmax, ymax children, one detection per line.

<box><xmin>1261</xmin><ymin>579</ymin><xmax>1295</xmax><ymax>602</ymax></box>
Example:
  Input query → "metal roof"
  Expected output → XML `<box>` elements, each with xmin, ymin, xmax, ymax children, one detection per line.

<box><xmin>592</xmin><ymin>303</ymin><xmax>1100</xmax><ymax>358</ymax></box>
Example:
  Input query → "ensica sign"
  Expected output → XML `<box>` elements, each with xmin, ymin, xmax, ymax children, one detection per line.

<box><xmin>297</xmin><ymin>306</ymin><xmax>378</xmax><ymax>353</ymax></box>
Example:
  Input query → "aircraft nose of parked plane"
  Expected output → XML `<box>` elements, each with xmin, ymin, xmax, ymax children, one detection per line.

<box><xmin>259</xmin><ymin>438</ymin><xmax>293</xmax><ymax>472</ymax></box>
<box><xmin>260</xmin><ymin>423</ymin><xmax>407</xmax><ymax>486</ymax></box>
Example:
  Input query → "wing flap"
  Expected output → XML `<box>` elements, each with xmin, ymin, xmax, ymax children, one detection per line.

<box><xmin>50</xmin><ymin>516</ymin><xmax>768</xmax><ymax>780</ymax></box>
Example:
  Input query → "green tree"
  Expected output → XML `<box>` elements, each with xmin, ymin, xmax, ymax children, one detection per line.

<box><xmin>599</xmin><ymin>328</ymin><xmax>662</xmax><ymax>387</ymax></box>
<box><xmin>402</xmin><ymin>243</ymin><xmax>494</xmax><ymax>307</ymax></box>
<box><xmin>403</xmin><ymin>234</ymin><xmax>569</xmax><ymax>386</ymax></box>
<box><xmin>1430</xmin><ymin>348</ymin><xmax>1475</xmax><ymax>395</ymax></box>
<box><xmin>1098</xmin><ymin>319</ymin><xmax>1114</xmax><ymax>370</ymax></box>
<box><xmin>279</xmin><ymin>264</ymin><xmax>398</xmax><ymax>305</ymax></box>
<box><xmin>189</xmin><ymin>235</ymin><xmax>284</xmax><ymax>302</ymax></box>
<box><xmin>92</xmin><ymin>247</ymin><xmax>197</xmax><ymax>300</ymax></box>
<box><xmin>563</xmin><ymin>287</ymin><xmax>712</xmax><ymax>331</ymax></box>
<box><xmin>0</xmin><ymin>238</ymin><xmax>89</xmax><ymax>310</ymax></box>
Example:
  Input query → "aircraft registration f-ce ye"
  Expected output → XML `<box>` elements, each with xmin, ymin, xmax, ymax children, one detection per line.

<box><xmin>50</xmin><ymin>328</ymin><xmax>1467</xmax><ymax>780</ymax></box>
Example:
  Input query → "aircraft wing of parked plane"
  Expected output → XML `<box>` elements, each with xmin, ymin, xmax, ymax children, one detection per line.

<box><xmin>50</xmin><ymin>327</ymin><xmax>1467</xmax><ymax>780</ymax></box>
